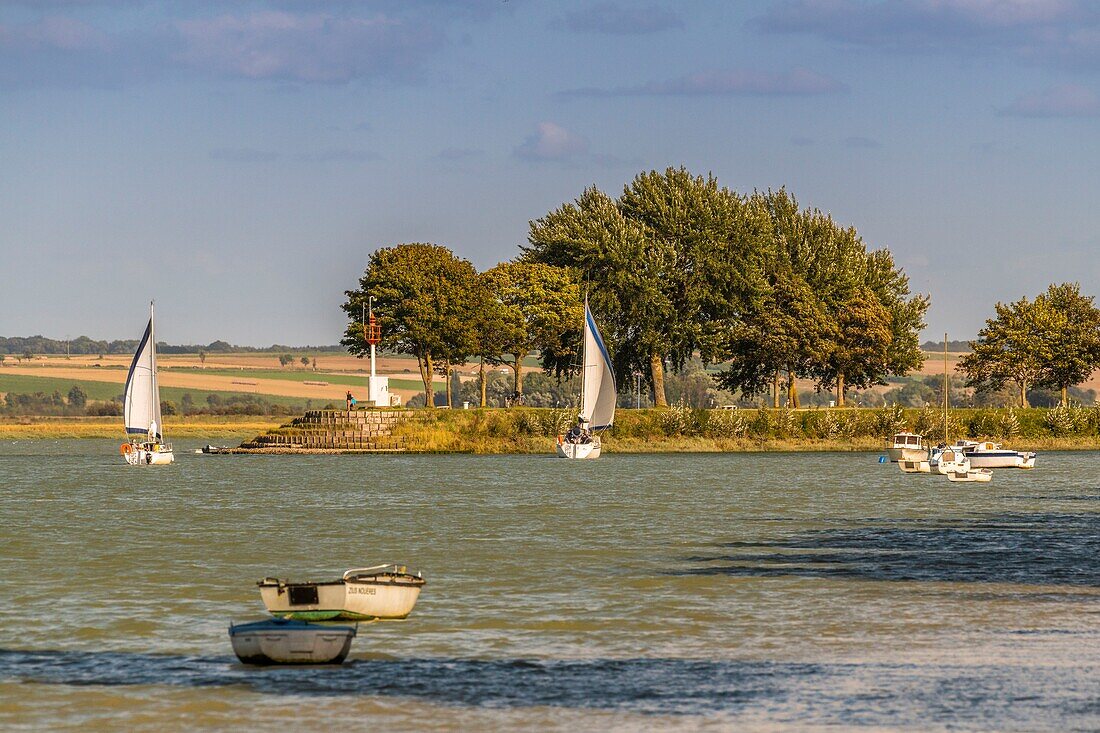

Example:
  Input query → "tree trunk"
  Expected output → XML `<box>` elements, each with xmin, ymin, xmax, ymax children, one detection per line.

<box><xmin>787</xmin><ymin>371</ymin><xmax>800</xmax><ymax>408</ymax></box>
<box><xmin>836</xmin><ymin>372</ymin><xmax>846</xmax><ymax>407</ymax></box>
<box><xmin>650</xmin><ymin>353</ymin><xmax>668</xmax><ymax>407</ymax></box>
<box><xmin>772</xmin><ymin>370</ymin><xmax>780</xmax><ymax>408</ymax></box>
<box><xmin>479</xmin><ymin>361</ymin><xmax>487</xmax><ymax>408</ymax></box>
<box><xmin>1020</xmin><ymin>381</ymin><xmax>1029</xmax><ymax>408</ymax></box>
<box><xmin>445</xmin><ymin>364</ymin><xmax>453</xmax><ymax>408</ymax></box>
<box><xmin>1061</xmin><ymin>385</ymin><xmax>1068</xmax><ymax>406</ymax></box>
<box><xmin>420</xmin><ymin>354</ymin><xmax>435</xmax><ymax>408</ymax></box>
<box><xmin>511</xmin><ymin>357</ymin><xmax>523</xmax><ymax>405</ymax></box>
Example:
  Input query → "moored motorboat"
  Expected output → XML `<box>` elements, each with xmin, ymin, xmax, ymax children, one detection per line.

<box><xmin>930</xmin><ymin>446</ymin><xmax>970</xmax><ymax>475</ymax></box>
<box><xmin>258</xmin><ymin>564</ymin><xmax>425</xmax><ymax>621</ymax></box>
<box><xmin>887</xmin><ymin>432</ymin><xmax>929</xmax><ymax>463</ymax></box>
<box><xmin>229</xmin><ymin>618</ymin><xmax>356</xmax><ymax>665</ymax></box>
<box><xmin>962</xmin><ymin>441</ymin><xmax>1037</xmax><ymax>469</ymax></box>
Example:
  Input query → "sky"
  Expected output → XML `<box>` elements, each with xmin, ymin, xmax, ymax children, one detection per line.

<box><xmin>2</xmin><ymin>0</ymin><xmax>1099</xmax><ymax>346</ymax></box>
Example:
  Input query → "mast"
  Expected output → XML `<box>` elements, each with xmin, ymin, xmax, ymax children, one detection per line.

<box><xmin>581</xmin><ymin>295</ymin><xmax>589</xmax><ymax>421</ymax></box>
<box><xmin>943</xmin><ymin>331</ymin><xmax>948</xmax><ymax>444</ymax></box>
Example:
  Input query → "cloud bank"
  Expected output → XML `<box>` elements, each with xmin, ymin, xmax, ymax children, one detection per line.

<box><xmin>560</xmin><ymin>68</ymin><xmax>847</xmax><ymax>98</ymax></box>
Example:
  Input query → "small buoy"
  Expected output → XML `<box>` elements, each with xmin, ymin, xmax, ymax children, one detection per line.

<box><xmin>878</xmin><ymin>455</ymin><xmax>887</xmax><ymax>463</ymax></box>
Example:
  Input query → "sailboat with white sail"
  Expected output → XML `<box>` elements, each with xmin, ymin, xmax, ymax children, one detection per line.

<box><xmin>555</xmin><ymin>300</ymin><xmax>616</xmax><ymax>459</ymax></box>
<box><xmin>120</xmin><ymin>302</ymin><xmax>174</xmax><ymax>465</ymax></box>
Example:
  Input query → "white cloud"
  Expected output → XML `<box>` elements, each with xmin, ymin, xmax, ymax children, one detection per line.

<box><xmin>513</xmin><ymin>122</ymin><xmax>589</xmax><ymax>162</ymax></box>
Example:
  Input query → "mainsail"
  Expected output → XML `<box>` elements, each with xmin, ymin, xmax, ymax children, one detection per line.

<box><xmin>123</xmin><ymin>304</ymin><xmax>163</xmax><ymax>438</ymax></box>
<box><xmin>581</xmin><ymin>301</ymin><xmax>616</xmax><ymax>430</ymax></box>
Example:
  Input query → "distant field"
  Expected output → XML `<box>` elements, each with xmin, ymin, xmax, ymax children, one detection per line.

<box><xmin>165</xmin><ymin>367</ymin><xmax>430</xmax><ymax>392</ymax></box>
<box><xmin>0</xmin><ymin>373</ymin><xmax>310</xmax><ymax>408</ymax></box>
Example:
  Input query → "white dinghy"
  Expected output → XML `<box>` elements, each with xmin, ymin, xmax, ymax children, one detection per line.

<box><xmin>556</xmin><ymin>299</ymin><xmax>616</xmax><ymax>459</ymax></box>
<box><xmin>120</xmin><ymin>302</ymin><xmax>173</xmax><ymax>466</ymax></box>
<box><xmin>946</xmin><ymin>467</ymin><xmax>993</xmax><ymax>483</ymax></box>
<box><xmin>229</xmin><ymin>618</ymin><xmax>356</xmax><ymax>665</ymax></box>
<box><xmin>258</xmin><ymin>564</ymin><xmax>425</xmax><ymax>621</ymax></box>
<box><xmin>899</xmin><ymin>458</ymin><xmax>931</xmax><ymax>474</ymax></box>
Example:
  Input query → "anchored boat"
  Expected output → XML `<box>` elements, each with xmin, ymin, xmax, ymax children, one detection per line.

<box><xmin>120</xmin><ymin>302</ymin><xmax>174</xmax><ymax>466</ymax></box>
<box><xmin>887</xmin><ymin>432</ymin><xmax>929</xmax><ymax>463</ymax></box>
<box><xmin>229</xmin><ymin>618</ymin><xmax>356</xmax><ymax>665</ymax></box>
<box><xmin>258</xmin><ymin>564</ymin><xmax>425</xmax><ymax>621</ymax></box>
<box><xmin>963</xmin><ymin>441</ymin><xmax>1037</xmax><ymax>469</ymax></box>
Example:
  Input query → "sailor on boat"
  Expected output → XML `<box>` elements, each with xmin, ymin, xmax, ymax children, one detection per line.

<box><xmin>565</xmin><ymin>416</ymin><xmax>594</xmax><ymax>445</ymax></box>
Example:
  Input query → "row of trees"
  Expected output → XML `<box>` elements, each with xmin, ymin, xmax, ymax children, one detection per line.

<box><xmin>0</xmin><ymin>336</ymin><xmax>346</xmax><ymax>356</ymax></box>
<box><xmin>343</xmin><ymin>167</ymin><xmax>929</xmax><ymax>408</ymax></box>
<box><xmin>960</xmin><ymin>283</ymin><xmax>1100</xmax><ymax>407</ymax></box>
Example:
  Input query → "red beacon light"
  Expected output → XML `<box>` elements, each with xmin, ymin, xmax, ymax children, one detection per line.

<box><xmin>367</xmin><ymin>314</ymin><xmax>381</xmax><ymax>345</ymax></box>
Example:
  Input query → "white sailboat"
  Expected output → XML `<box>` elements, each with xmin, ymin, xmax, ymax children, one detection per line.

<box><xmin>556</xmin><ymin>300</ymin><xmax>616</xmax><ymax>459</ymax></box>
<box><xmin>120</xmin><ymin>302</ymin><xmax>174</xmax><ymax>465</ymax></box>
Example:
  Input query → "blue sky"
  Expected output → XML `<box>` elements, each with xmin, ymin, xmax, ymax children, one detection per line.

<box><xmin>2</xmin><ymin>0</ymin><xmax>1099</xmax><ymax>346</ymax></box>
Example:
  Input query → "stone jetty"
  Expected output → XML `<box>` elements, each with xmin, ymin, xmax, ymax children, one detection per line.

<box><xmin>236</xmin><ymin>409</ymin><xmax>415</xmax><ymax>453</ymax></box>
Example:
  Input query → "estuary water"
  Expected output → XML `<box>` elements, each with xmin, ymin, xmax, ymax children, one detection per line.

<box><xmin>1</xmin><ymin>440</ymin><xmax>1098</xmax><ymax>731</ymax></box>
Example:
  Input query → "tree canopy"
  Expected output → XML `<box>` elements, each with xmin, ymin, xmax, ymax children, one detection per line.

<box><xmin>960</xmin><ymin>283</ymin><xmax>1100</xmax><ymax>407</ymax></box>
<box><xmin>342</xmin><ymin>243</ymin><xmax>478</xmax><ymax>407</ymax></box>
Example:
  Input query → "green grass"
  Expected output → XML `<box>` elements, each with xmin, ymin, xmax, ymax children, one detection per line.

<box><xmin>0</xmin><ymin>373</ymin><xmax>308</xmax><ymax>408</ymax></box>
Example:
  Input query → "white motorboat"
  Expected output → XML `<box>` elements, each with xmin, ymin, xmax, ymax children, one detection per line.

<box><xmin>930</xmin><ymin>446</ymin><xmax>970</xmax><ymax>475</ymax></box>
<box><xmin>962</xmin><ymin>441</ymin><xmax>1037</xmax><ymax>469</ymax></box>
<box><xmin>887</xmin><ymin>432</ymin><xmax>929</xmax><ymax>463</ymax></box>
<box><xmin>120</xmin><ymin>302</ymin><xmax>174</xmax><ymax>466</ymax></box>
<box><xmin>899</xmin><ymin>458</ymin><xmax>931</xmax><ymax>473</ymax></box>
<box><xmin>258</xmin><ymin>564</ymin><xmax>425</xmax><ymax>621</ymax></box>
<box><xmin>946</xmin><ymin>467</ymin><xmax>993</xmax><ymax>483</ymax></box>
<box><xmin>556</xmin><ymin>298</ymin><xmax>616</xmax><ymax>459</ymax></box>
<box><xmin>229</xmin><ymin>618</ymin><xmax>356</xmax><ymax>665</ymax></box>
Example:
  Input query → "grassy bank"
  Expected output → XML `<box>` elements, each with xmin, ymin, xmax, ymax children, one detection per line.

<box><xmin>0</xmin><ymin>416</ymin><xmax>284</xmax><ymax>440</ymax></box>
<box><xmin>13</xmin><ymin>404</ymin><xmax>1100</xmax><ymax>452</ymax></box>
<box><xmin>389</xmin><ymin>405</ymin><xmax>1100</xmax><ymax>454</ymax></box>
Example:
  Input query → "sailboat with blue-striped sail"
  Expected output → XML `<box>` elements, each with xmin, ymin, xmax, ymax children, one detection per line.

<box><xmin>556</xmin><ymin>299</ymin><xmax>616</xmax><ymax>459</ymax></box>
<box><xmin>120</xmin><ymin>302</ymin><xmax>174</xmax><ymax>465</ymax></box>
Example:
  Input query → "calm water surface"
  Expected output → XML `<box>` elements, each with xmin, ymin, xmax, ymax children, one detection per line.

<box><xmin>1</xmin><ymin>440</ymin><xmax>1098</xmax><ymax>730</ymax></box>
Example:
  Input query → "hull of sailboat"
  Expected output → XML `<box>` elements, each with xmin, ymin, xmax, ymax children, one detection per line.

<box><xmin>555</xmin><ymin>437</ymin><xmax>601</xmax><ymax>459</ymax></box>
<box><xmin>123</xmin><ymin>448</ymin><xmax>174</xmax><ymax>466</ymax></box>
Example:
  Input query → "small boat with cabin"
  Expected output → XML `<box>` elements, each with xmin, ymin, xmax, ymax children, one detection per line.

<box><xmin>962</xmin><ymin>441</ymin><xmax>1037</xmax><ymax>469</ymax></box>
<box><xmin>930</xmin><ymin>446</ymin><xmax>970</xmax><ymax>475</ymax></box>
<box><xmin>228</xmin><ymin>617</ymin><xmax>357</xmax><ymax>665</ymax></box>
<box><xmin>258</xmin><ymin>564</ymin><xmax>425</xmax><ymax>621</ymax></box>
<box><xmin>887</xmin><ymin>432</ymin><xmax>929</xmax><ymax>463</ymax></box>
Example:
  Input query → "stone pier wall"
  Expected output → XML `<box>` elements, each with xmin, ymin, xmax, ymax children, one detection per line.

<box><xmin>237</xmin><ymin>409</ymin><xmax>415</xmax><ymax>452</ymax></box>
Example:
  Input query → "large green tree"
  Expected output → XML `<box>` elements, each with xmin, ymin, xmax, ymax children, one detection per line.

<box><xmin>715</xmin><ymin>271</ymin><xmax>833</xmax><ymax>407</ymax></box>
<box><xmin>524</xmin><ymin>186</ymin><xmax>671</xmax><ymax>399</ymax></box>
<box><xmin>959</xmin><ymin>296</ymin><xmax>1050</xmax><ymax>408</ymax></box>
<box><xmin>753</xmin><ymin>189</ymin><xmax>927</xmax><ymax>406</ymax></box>
<box><xmin>525</xmin><ymin>168</ymin><xmax>773</xmax><ymax>406</ymax></box>
<box><xmin>342</xmin><ymin>243</ymin><xmax>478</xmax><ymax>408</ymax></box>
<box><xmin>1034</xmin><ymin>283</ymin><xmax>1100</xmax><ymax>404</ymax></box>
<box><xmin>481</xmin><ymin>261</ymin><xmax>582</xmax><ymax>403</ymax></box>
